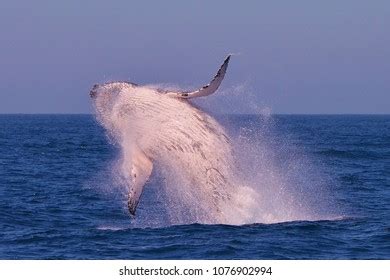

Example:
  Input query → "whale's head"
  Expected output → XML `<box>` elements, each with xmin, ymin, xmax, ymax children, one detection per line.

<box><xmin>90</xmin><ymin>81</ymin><xmax>138</xmax><ymax>131</ymax></box>
<box><xmin>90</xmin><ymin>81</ymin><xmax>137</xmax><ymax>99</ymax></box>
<box><xmin>90</xmin><ymin>81</ymin><xmax>138</xmax><ymax>109</ymax></box>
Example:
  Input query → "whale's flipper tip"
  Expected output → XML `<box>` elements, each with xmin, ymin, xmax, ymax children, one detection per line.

<box><xmin>127</xmin><ymin>199</ymin><xmax>137</xmax><ymax>217</ymax></box>
<box><xmin>171</xmin><ymin>54</ymin><xmax>231</xmax><ymax>99</ymax></box>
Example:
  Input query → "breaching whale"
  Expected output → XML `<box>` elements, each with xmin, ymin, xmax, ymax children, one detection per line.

<box><xmin>90</xmin><ymin>55</ymin><xmax>235</xmax><ymax>218</ymax></box>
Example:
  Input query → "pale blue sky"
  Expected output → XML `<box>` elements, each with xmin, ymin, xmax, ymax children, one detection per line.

<box><xmin>0</xmin><ymin>0</ymin><xmax>389</xmax><ymax>113</ymax></box>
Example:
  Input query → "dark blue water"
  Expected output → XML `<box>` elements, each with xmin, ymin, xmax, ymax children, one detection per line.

<box><xmin>0</xmin><ymin>115</ymin><xmax>389</xmax><ymax>259</ymax></box>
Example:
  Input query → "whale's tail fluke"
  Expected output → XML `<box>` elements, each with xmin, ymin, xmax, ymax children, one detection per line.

<box><xmin>169</xmin><ymin>55</ymin><xmax>231</xmax><ymax>99</ymax></box>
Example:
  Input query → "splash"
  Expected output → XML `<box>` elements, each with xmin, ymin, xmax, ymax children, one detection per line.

<box><xmin>226</xmin><ymin>114</ymin><xmax>335</xmax><ymax>224</ymax></box>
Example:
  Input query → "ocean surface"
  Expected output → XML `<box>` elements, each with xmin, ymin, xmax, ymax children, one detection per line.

<box><xmin>0</xmin><ymin>114</ymin><xmax>389</xmax><ymax>259</ymax></box>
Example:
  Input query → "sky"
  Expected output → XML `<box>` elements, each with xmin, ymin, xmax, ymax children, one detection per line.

<box><xmin>0</xmin><ymin>0</ymin><xmax>389</xmax><ymax>114</ymax></box>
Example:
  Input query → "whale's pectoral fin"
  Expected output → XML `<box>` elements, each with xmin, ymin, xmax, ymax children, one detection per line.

<box><xmin>168</xmin><ymin>55</ymin><xmax>231</xmax><ymax>99</ymax></box>
<box><xmin>127</xmin><ymin>149</ymin><xmax>153</xmax><ymax>216</ymax></box>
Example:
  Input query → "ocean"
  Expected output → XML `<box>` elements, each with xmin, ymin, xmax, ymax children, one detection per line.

<box><xmin>0</xmin><ymin>114</ymin><xmax>389</xmax><ymax>259</ymax></box>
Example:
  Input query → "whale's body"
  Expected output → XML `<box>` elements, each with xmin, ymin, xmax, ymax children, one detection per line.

<box><xmin>90</xmin><ymin>56</ymin><xmax>236</xmax><ymax>219</ymax></box>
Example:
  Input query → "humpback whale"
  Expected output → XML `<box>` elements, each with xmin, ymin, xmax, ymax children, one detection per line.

<box><xmin>90</xmin><ymin>55</ymin><xmax>235</xmax><ymax>218</ymax></box>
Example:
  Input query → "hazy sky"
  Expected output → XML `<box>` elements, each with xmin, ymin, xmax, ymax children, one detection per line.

<box><xmin>0</xmin><ymin>0</ymin><xmax>389</xmax><ymax>114</ymax></box>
